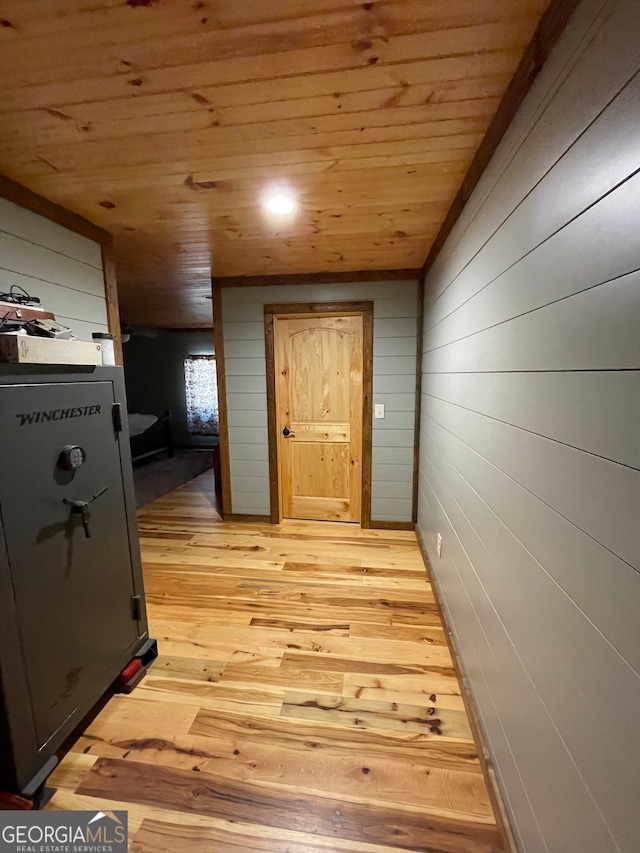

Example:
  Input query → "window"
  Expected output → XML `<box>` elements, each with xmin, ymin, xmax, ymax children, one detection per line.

<box><xmin>184</xmin><ymin>355</ymin><xmax>219</xmax><ymax>436</ymax></box>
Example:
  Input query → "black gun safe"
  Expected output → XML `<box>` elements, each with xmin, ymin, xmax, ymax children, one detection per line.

<box><xmin>0</xmin><ymin>365</ymin><xmax>151</xmax><ymax>800</ymax></box>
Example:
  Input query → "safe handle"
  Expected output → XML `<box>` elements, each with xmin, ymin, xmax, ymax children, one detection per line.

<box><xmin>63</xmin><ymin>487</ymin><xmax>109</xmax><ymax>538</ymax></box>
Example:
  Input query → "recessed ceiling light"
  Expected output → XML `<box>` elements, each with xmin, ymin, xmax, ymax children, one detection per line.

<box><xmin>264</xmin><ymin>190</ymin><xmax>296</xmax><ymax>216</ymax></box>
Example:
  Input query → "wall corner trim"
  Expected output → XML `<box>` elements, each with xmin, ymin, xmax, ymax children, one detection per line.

<box><xmin>0</xmin><ymin>172</ymin><xmax>110</xmax><ymax>247</ymax></box>
<box><xmin>101</xmin><ymin>241</ymin><xmax>123</xmax><ymax>365</ymax></box>
<box><xmin>412</xmin><ymin>277</ymin><xmax>425</xmax><ymax>523</ymax></box>
<box><xmin>415</xmin><ymin>527</ymin><xmax>519</xmax><ymax>853</ymax></box>
<box><xmin>212</xmin><ymin>284</ymin><xmax>233</xmax><ymax>519</ymax></box>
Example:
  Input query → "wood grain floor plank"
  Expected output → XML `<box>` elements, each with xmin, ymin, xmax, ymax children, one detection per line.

<box><xmin>282</xmin><ymin>561</ymin><xmax>428</xmax><ymax>578</ymax></box>
<box><xmin>78</xmin><ymin>759</ymin><xmax>501</xmax><ymax>852</ymax></box>
<box><xmin>156</xmin><ymin>637</ymin><xmax>283</xmax><ymax>667</ymax></box>
<box><xmin>280</xmin><ymin>652</ymin><xmax>455</xmax><ymax>678</ymax></box>
<box><xmin>131</xmin><ymin>813</ymin><xmax>437</xmax><ymax>853</ymax></box>
<box><xmin>343</xmin><ymin>673</ymin><xmax>465</xmax><ymax>712</ymax></box>
<box><xmin>280</xmin><ymin>691</ymin><xmax>472</xmax><ymax>740</ymax></box>
<box><xmin>250</xmin><ymin>616</ymin><xmax>351</xmax><ymax>635</ymax></box>
<box><xmin>218</xmin><ymin>663</ymin><xmax>346</xmax><ymax>695</ymax></box>
<box><xmin>349</xmin><ymin>622</ymin><xmax>447</xmax><ymax>643</ymax></box>
<box><xmin>147</xmin><ymin>595</ymin><xmax>401</xmax><ymax>626</ymax></box>
<box><xmin>74</xmin><ymin>715</ymin><xmax>480</xmax><ymax>777</ymax></box>
<box><xmin>138</xmin><ymin>531</ymin><xmax>196</xmax><ymax>542</ymax></box>
<box><xmin>137</xmin><ymin>677</ymin><xmax>286</xmax><ymax>715</ymax></box>
<box><xmin>72</xmin><ymin>726</ymin><xmax>486</xmax><ymax>816</ymax></box>
<box><xmin>154</xmin><ymin>655</ymin><xmax>226</xmax><ymax>683</ymax></box>
<box><xmin>147</xmin><ymin>591</ymin><xmax>437</xmax><ymax>626</ymax></box>
<box><xmin>188</xmin><ymin>706</ymin><xmax>479</xmax><ymax>770</ymax></box>
<box><xmin>275</xmin><ymin>633</ymin><xmax>454</xmax><ymax>666</ymax></box>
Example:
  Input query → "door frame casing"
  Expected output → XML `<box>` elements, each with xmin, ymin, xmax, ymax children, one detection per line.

<box><xmin>264</xmin><ymin>301</ymin><xmax>374</xmax><ymax>527</ymax></box>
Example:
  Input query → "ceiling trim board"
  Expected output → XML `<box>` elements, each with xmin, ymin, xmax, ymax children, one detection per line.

<box><xmin>0</xmin><ymin>172</ymin><xmax>111</xmax><ymax>248</ymax></box>
<box><xmin>211</xmin><ymin>270</ymin><xmax>422</xmax><ymax>288</ymax></box>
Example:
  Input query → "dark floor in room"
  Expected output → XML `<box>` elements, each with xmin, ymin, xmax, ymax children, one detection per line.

<box><xmin>133</xmin><ymin>449</ymin><xmax>213</xmax><ymax>507</ymax></box>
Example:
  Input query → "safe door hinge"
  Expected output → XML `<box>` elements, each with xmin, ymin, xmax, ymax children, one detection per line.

<box><xmin>112</xmin><ymin>402</ymin><xmax>123</xmax><ymax>433</ymax></box>
<box><xmin>131</xmin><ymin>594</ymin><xmax>142</xmax><ymax>621</ymax></box>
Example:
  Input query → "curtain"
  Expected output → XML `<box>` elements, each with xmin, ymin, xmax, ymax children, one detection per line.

<box><xmin>184</xmin><ymin>355</ymin><xmax>219</xmax><ymax>435</ymax></box>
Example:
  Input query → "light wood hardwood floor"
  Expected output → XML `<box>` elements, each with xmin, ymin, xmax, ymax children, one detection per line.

<box><xmin>47</xmin><ymin>470</ymin><xmax>501</xmax><ymax>852</ymax></box>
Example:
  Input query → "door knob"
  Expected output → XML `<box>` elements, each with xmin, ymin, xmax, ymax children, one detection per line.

<box><xmin>282</xmin><ymin>426</ymin><xmax>295</xmax><ymax>438</ymax></box>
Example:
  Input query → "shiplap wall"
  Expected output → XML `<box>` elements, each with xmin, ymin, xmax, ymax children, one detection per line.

<box><xmin>417</xmin><ymin>0</ymin><xmax>640</xmax><ymax>851</ymax></box>
<box><xmin>221</xmin><ymin>281</ymin><xmax>418</xmax><ymax>519</ymax></box>
<box><xmin>0</xmin><ymin>197</ymin><xmax>108</xmax><ymax>340</ymax></box>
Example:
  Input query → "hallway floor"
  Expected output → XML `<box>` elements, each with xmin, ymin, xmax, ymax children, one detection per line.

<box><xmin>47</xmin><ymin>471</ymin><xmax>501</xmax><ymax>853</ymax></box>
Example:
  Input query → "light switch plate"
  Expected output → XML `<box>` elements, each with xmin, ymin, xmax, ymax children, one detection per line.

<box><xmin>374</xmin><ymin>404</ymin><xmax>385</xmax><ymax>419</ymax></box>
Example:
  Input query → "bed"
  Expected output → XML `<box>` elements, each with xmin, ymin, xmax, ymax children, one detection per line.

<box><xmin>128</xmin><ymin>410</ymin><xmax>174</xmax><ymax>465</ymax></box>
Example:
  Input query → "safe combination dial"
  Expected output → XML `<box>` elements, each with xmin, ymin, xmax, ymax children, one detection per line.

<box><xmin>58</xmin><ymin>444</ymin><xmax>87</xmax><ymax>471</ymax></box>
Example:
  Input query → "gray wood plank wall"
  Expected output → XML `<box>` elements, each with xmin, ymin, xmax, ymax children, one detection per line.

<box><xmin>417</xmin><ymin>1</ymin><xmax>640</xmax><ymax>851</ymax></box>
<box><xmin>221</xmin><ymin>281</ymin><xmax>418</xmax><ymax>519</ymax></box>
<box><xmin>0</xmin><ymin>198</ymin><xmax>108</xmax><ymax>340</ymax></box>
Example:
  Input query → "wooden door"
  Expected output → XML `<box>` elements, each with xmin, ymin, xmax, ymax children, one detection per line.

<box><xmin>274</xmin><ymin>314</ymin><xmax>363</xmax><ymax>522</ymax></box>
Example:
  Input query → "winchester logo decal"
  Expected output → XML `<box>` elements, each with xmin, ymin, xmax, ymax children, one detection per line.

<box><xmin>15</xmin><ymin>405</ymin><xmax>101</xmax><ymax>426</ymax></box>
<box><xmin>0</xmin><ymin>810</ymin><xmax>127</xmax><ymax>852</ymax></box>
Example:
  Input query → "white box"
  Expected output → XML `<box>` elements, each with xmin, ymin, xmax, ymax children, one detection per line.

<box><xmin>0</xmin><ymin>335</ymin><xmax>102</xmax><ymax>366</ymax></box>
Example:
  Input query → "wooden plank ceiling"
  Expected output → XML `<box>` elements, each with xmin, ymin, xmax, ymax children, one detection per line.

<box><xmin>0</xmin><ymin>0</ymin><xmax>548</xmax><ymax>327</ymax></box>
